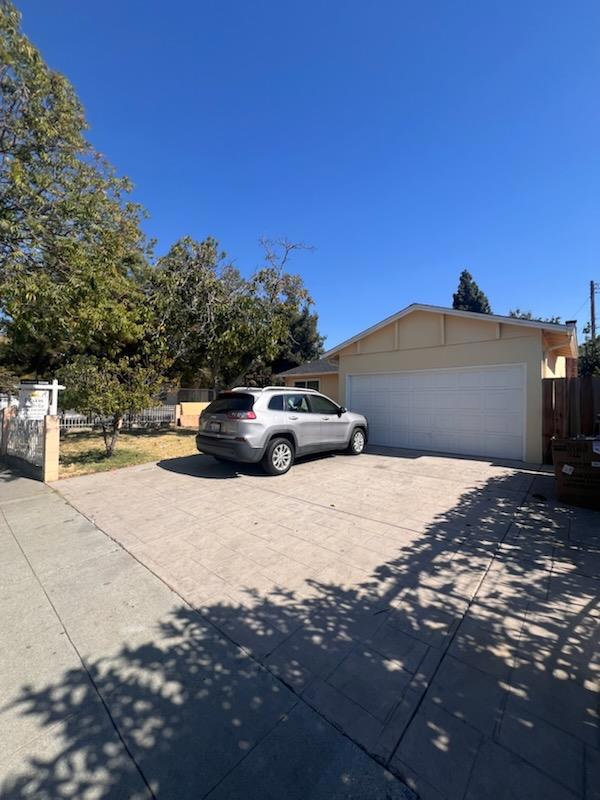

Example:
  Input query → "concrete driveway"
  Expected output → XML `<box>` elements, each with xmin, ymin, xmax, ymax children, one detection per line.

<box><xmin>56</xmin><ymin>447</ymin><xmax>600</xmax><ymax>800</ymax></box>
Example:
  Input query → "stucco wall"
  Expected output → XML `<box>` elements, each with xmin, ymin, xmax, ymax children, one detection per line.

<box><xmin>177</xmin><ymin>401</ymin><xmax>210</xmax><ymax>428</ymax></box>
<box><xmin>336</xmin><ymin>321</ymin><xmax>545</xmax><ymax>462</ymax></box>
<box><xmin>283</xmin><ymin>373</ymin><xmax>340</xmax><ymax>403</ymax></box>
<box><xmin>542</xmin><ymin>354</ymin><xmax>566</xmax><ymax>378</ymax></box>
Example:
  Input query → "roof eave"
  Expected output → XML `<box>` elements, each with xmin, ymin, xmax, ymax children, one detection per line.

<box><xmin>276</xmin><ymin>369</ymin><xmax>338</xmax><ymax>377</ymax></box>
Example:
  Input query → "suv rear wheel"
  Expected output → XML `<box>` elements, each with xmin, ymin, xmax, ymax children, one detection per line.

<box><xmin>262</xmin><ymin>437</ymin><xmax>294</xmax><ymax>475</ymax></box>
<box><xmin>347</xmin><ymin>428</ymin><xmax>366</xmax><ymax>455</ymax></box>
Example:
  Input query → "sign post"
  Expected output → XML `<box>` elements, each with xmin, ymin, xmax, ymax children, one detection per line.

<box><xmin>17</xmin><ymin>379</ymin><xmax>65</xmax><ymax>421</ymax></box>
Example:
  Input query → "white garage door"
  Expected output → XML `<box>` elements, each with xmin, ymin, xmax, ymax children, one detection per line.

<box><xmin>347</xmin><ymin>365</ymin><xmax>525</xmax><ymax>460</ymax></box>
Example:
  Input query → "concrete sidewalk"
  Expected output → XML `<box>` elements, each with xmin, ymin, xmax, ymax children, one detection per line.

<box><xmin>0</xmin><ymin>465</ymin><xmax>413</xmax><ymax>800</ymax></box>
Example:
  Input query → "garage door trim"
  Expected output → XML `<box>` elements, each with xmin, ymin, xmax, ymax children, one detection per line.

<box><xmin>346</xmin><ymin>362</ymin><xmax>527</xmax><ymax>461</ymax></box>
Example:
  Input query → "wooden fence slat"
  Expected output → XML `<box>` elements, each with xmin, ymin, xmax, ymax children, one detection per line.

<box><xmin>542</xmin><ymin>376</ymin><xmax>600</xmax><ymax>462</ymax></box>
<box><xmin>568</xmin><ymin>377</ymin><xmax>581</xmax><ymax>436</ymax></box>
<box><xmin>580</xmin><ymin>375</ymin><xmax>593</xmax><ymax>433</ymax></box>
<box><xmin>542</xmin><ymin>379</ymin><xmax>554</xmax><ymax>463</ymax></box>
<box><xmin>593</xmin><ymin>377</ymin><xmax>600</xmax><ymax>435</ymax></box>
<box><xmin>553</xmin><ymin>379</ymin><xmax>568</xmax><ymax>440</ymax></box>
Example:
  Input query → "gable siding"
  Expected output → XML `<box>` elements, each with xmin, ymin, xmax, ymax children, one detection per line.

<box><xmin>396</xmin><ymin>311</ymin><xmax>441</xmax><ymax>349</ymax></box>
<box><xmin>359</xmin><ymin>324</ymin><xmax>396</xmax><ymax>354</ymax></box>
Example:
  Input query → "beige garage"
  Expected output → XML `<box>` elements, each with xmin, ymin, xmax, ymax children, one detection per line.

<box><xmin>281</xmin><ymin>304</ymin><xmax>578</xmax><ymax>463</ymax></box>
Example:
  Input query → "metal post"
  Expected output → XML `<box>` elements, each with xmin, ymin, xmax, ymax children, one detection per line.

<box><xmin>50</xmin><ymin>379</ymin><xmax>59</xmax><ymax>416</ymax></box>
<box><xmin>592</xmin><ymin>280</ymin><xmax>597</xmax><ymax>342</ymax></box>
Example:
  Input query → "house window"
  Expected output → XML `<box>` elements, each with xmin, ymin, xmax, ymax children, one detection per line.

<box><xmin>294</xmin><ymin>379</ymin><xmax>320</xmax><ymax>391</ymax></box>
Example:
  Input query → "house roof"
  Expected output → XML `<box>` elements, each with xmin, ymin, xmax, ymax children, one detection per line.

<box><xmin>277</xmin><ymin>358</ymin><xmax>339</xmax><ymax>377</ymax></box>
<box><xmin>323</xmin><ymin>303</ymin><xmax>578</xmax><ymax>358</ymax></box>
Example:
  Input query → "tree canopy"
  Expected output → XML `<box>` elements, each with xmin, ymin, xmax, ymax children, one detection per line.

<box><xmin>0</xmin><ymin>2</ymin><xmax>323</xmax><ymax>453</ymax></box>
<box><xmin>0</xmin><ymin>0</ymin><xmax>170</xmax><ymax>454</ymax></box>
<box><xmin>579</xmin><ymin>333</ymin><xmax>600</xmax><ymax>376</ymax></box>
<box><xmin>452</xmin><ymin>269</ymin><xmax>492</xmax><ymax>314</ymax></box>
<box><xmin>508</xmin><ymin>308</ymin><xmax>561</xmax><ymax>324</ymax></box>
<box><xmin>151</xmin><ymin>236</ymin><xmax>319</xmax><ymax>389</ymax></box>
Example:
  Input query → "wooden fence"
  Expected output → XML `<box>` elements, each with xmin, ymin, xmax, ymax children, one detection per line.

<box><xmin>542</xmin><ymin>377</ymin><xmax>600</xmax><ymax>462</ymax></box>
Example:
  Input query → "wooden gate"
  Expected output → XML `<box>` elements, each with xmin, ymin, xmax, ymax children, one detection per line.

<box><xmin>542</xmin><ymin>376</ymin><xmax>600</xmax><ymax>462</ymax></box>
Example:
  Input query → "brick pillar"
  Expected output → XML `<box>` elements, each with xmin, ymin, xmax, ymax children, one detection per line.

<box><xmin>0</xmin><ymin>405</ymin><xmax>16</xmax><ymax>456</ymax></box>
<box><xmin>42</xmin><ymin>415</ymin><xmax>60</xmax><ymax>482</ymax></box>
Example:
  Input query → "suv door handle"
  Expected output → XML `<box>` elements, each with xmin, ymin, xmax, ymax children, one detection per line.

<box><xmin>289</xmin><ymin>415</ymin><xmax>298</xmax><ymax>420</ymax></box>
<box><xmin>322</xmin><ymin>417</ymin><xmax>330</xmax><ymax>421</ymax></box>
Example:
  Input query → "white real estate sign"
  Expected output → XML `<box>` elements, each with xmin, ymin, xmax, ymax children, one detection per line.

<box><xmin>17</xmin><ymin>380</ymin><xmax>65</xmax><ymax>421</ymax></box>
<box><xmin>347</xmin><ymin>364</ymin><xmax>525</xmax><ymax>461</ymax></box>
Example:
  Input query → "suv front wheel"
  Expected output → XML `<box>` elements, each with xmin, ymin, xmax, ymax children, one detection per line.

<box><xmin>347</xmin><ymin>428</ymin><xmax>366</xmax><ymax>455</ymax></box>
<box><xmin>262</xmin><ymin>437</ymin><xmax>295</xmax><ymax>475</ymax></box>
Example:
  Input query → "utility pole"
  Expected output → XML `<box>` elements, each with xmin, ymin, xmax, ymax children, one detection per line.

<box><xmin>592</xmin><ymin>279</ymin><xmax>599</xmax><ymax>341</ymax></box>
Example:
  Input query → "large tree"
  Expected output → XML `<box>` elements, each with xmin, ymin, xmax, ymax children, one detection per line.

<box><xmin>0</xmin><ymin>0</ymin><xmax>151</xmax><ymax>370</ymax></box>
<box><xmin>452</xmin><ymin>269</ymin><xmax>492</xmax><ymax>314</ymax></box>
<box><xmin>153</xmin><ymin>236</ymin><xmax>319</xmax><ymax>388</ymax></box>
<box><xmin>271</xmin><ymin>302</ymin><xmax>325</xmax><ymax>375</ymax></box>
<box><xmin>0</xmin><ymin>1</ymin><xmax>166</xmax><ymax>454</ymax></box>
<box><xmin>0</xmin><ymin>2</ymin><xmax>323</xmax><ymax>455</ymax></box>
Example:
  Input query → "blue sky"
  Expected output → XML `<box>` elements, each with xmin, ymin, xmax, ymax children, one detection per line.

<box><xmin>17</xmin><ymin>1</ymin><xmax>600</xmax><ymax>347</ymax></box>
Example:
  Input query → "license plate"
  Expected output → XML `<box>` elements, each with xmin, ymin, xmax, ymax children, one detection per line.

<box><xmin>208</xmin><ymin>421</ymin><xmax>221</xmax><ymax>433</ymax></box>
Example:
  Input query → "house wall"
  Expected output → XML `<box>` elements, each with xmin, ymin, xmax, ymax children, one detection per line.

<box><xmin>542</xmin><ymin>354</ymin><xmax>566</xmax><ymax>378</ymax></box>
<box><xmin>282</xmin><ymin>373</ymin><xmax>339</xmax><ymax>402</ymax></box>
<box><xmin>335</xmin><ymin>312</ymin><xmax>546</xmax><ymax>462</ymax></box>
<box><xmin>177</xmin><ymin>401</ymin><xmax>210</xmax><ymax>428</ymax></box>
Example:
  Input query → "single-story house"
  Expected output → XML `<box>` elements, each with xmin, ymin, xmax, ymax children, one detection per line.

<box><xmin>275</xmin><ymin>358</ymin><xmax>339</xmax><ymax>398</ymax></box>
<box><xmin>278</xmin><ymin>304</ymin><xmax>577</xmax><ymax>462</ymax></box>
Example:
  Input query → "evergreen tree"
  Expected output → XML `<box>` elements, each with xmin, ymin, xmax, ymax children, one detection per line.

<box><xmin>452</xmin><ymin>269</ymin><xmax>492</xmax><ymax>314</ymax></box>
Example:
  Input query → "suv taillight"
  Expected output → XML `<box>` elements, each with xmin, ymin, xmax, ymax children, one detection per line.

<box><xmin>227</xmin><ymin>410</ymin><xmax>257</xmax><ymax>420</ymax></box>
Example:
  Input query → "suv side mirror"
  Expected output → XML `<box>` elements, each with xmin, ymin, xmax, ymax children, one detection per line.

<box><xmin>338</xmin><ymin>406</ymin><xmax>347</xmax><ymax>416</ymax></box>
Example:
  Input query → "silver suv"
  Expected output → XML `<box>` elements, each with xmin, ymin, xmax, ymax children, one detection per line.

<box><xmin>196</xmin><ymin>386</ymin><xmax>368</xmax><ymax>475</ymax></box>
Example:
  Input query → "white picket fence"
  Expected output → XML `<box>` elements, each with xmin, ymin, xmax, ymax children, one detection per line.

<box><xmin>60</xmin><ymin>405</ymin><xmax>176</xmax><ymax>431</ymax></box>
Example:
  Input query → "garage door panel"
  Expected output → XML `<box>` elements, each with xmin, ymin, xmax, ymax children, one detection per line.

<box><xmin>389</xmin><ymin>391</ymin><xmax>411</xmax><ymax>409</ymax></box>
<box><xmin>412</xmin><ymin>411</ymin><xmax>434</xmax><ymax>429</ymax></box>
<box><xmin>483</xmin><ymin>413</ymin><xmax>522</xmax><ymax>436</ymax></box>
<box><xmin>459</xmin><ymin>371</ymin><xmax>484</xmax><ymax>389</ymax></box>
<box><xmin>450</xmin><ymin>413</ymin><xmax>482</xmax><ymax>433</ymax></box>
<box><xmin>388</xmin><ymin>374</ymin><xmax>411</xmax><ymax>390</ymax></box>
<box><xmin>482</xmin><ymin>435</ymin><xmax>523</xmax><ymax>460</ymax></box>
<box><xmin>483</xmin><ymin>389</ymin><xmax>522</xmax><ymax>412</ymax></box>
<box><xmin>433</xmin><ymin>391</ymin><xmax>483</xmax><ymax>412</ymax></box>
<box><xmin>412</xmin><ymin>391</ymin><xmax>436</xmax><ymax>409</ymax></box>
<box><xmin>482</xmin><ymin>366</ymin><xmax>523</xmax><ymax>388</ymax></box>
<box><xmin>410</xmin><ymin>430</ymin><xmax>433</xmax><ymax>449</ymax></box>
<box><xmin>348</xmin><ymin>366</ymin><xmax>524</xmax><ymax>461</ymax></box>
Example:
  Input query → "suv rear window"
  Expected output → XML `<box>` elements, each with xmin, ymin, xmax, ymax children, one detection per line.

<box><xmin>268</xmin><ymin>395</ymin><xmax>284</xmax><ymax>411</ymax></box>
<box><xmin>204</xmin><ymin>393</ymin><xmax>254</xmax><ymax>414</ymax></box>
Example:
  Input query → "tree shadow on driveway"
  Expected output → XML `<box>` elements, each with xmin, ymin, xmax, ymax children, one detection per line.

<box><xmin>3</xmin><ymin>468</ymin><xmax>599</xmax><ymax>799</ymax></box>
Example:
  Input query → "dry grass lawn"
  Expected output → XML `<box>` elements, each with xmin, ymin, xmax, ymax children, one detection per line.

<box><xmin>60</xmin><ymin>427</ymin><xmax>198</xmax><ymax>478</ymax></box>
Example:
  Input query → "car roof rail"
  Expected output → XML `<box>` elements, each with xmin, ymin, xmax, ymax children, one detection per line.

<box><xmin>229</xmin><ymin>385</ymin><xmax>321</xmax><ymax>395</ymax></box>
<box><xmin>262</xmin><ymin>385</ymin><xmax>320</xmax><ymax>394</ymax></box>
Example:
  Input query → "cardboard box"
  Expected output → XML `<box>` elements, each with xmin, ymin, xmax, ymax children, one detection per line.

<box><xmin>552</xmin><ymin>438</ymin><xmax>600</xmax><ymax>509</ymax></box>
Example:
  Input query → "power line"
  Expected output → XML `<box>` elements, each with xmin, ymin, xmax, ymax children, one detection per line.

<box><xmin>570</xmin><ymin>294</ymin><xmax>590</xmax><ymax>319</ymax></box>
